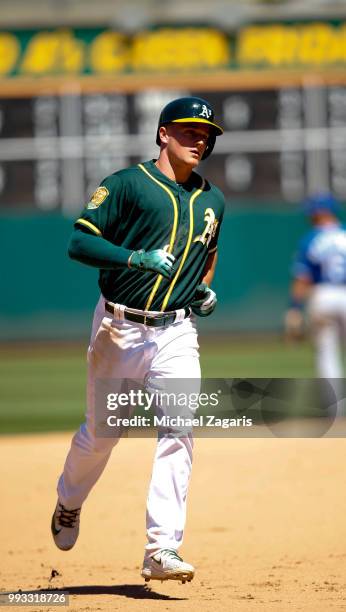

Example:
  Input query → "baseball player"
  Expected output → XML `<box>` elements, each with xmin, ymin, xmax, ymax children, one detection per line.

<box><xmin>285</xmin><ymin>193</ymin><xmax>346</xmax><ymax>405</ymax></box>
<box><xmin>51</xmin><ymin>97</ymin><xmax>225</xmax><ymax>583</ymax></box>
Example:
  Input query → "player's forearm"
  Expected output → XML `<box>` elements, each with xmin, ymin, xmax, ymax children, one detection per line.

<box><xmin>202</xmin><ymin>250</ymin><xmax>218</xmax><ymax>286</ymax></box>
<box><xmin>68</xmin><ymin>228</ymin><xmax>132</xmax><ymax>269</ymax></box>
<box><xmin>290</xmin><ymin>277</ymin><xmax>312</xmax><ymax>306</ymax></box>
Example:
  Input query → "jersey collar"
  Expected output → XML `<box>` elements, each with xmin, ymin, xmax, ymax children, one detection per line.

<box><xmin>144</xmin><ymin>159</ymin><xmax>203</xmax><ymax>193</ymax></box>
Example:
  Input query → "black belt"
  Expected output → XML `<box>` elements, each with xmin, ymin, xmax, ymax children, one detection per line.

<box><xmin>105</xmin><ymin>301</ymin><xmax>191</xmax><ymax>328</ymax></box>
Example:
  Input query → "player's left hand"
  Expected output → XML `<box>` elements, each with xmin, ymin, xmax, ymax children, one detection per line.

<box><xmin>190</xmin><ymin>283</ymin><xmax>217</xmax><ymax>317</ymax></box>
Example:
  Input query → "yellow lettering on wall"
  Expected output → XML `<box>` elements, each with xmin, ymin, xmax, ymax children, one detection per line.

<box><xmin>131</xmin><ymin>28</ymin><xmax>230</xmax><ymax>71</ymax></box>
<box><xmin>338</xmin><ymin>24</ymin><xmax>346</xmax><ymax>62</ymax></box>
<box><xmin>21</xmin><ymin>32</ymin><xmax>61</xmax><ymax>73</ymax></box>
<box><xmin>237</xmin><ymin>26</ymin><xmax>265</xmax><ymax>64</ymax></box>
<box><xmin>20</xmin><ymin>30</ymin><xmax>84</xmax><ymax>74</ymax></box>
<box><xmin>89</xmin><ymin>31</ymin><xmax>128</xmax><ymax>72</ymax></box>
<box><xmin>237</xmin><ymin>26</ymin><xmax>299</xmax><ymax>66</ymax></box>
<box><xmin>0</xmin><ymin>32</ymin><xmax>20</xmax><ymax>75</ymax></box>
<box><xmin>58</xmin><ymin>31</ymin><xmax>85</xmax><ymax>72</ymax></box>
<box><xmin>2</xmin><ymin>23</ymin><xmax>345</xmax><ymax>77</ymax></box>
<box><xmin>324</xmin><ymin>24</ymin><xmax>346</xmax><ymax>63</ymax></box>
<box><xmin>237</xmin><ymin>22</ymin><xmax>346</xmax><ymax>67</ymax></box>
<box><xmin>300</xmin><ymin>22</ymin><xmax>346</xmax><ymax>64</ymax></box>
<box><xmin>299</xmin><ymin>23</ymin><xmax>334</xmax><ymax>64</ymax></box>
<box><xmin>262</xmin><ymin>26</ymin><xmax>298</xmax><ymax>66</ymax></box>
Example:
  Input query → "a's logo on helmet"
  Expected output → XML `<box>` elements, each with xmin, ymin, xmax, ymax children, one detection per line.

<box><xmin>199</xmin><ymin>105</ymin><xmax>212</xmax><ymax>119</ymax></box>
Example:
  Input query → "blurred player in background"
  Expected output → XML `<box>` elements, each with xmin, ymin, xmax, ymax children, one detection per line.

<box><xmin>285</xmin><ymin>194</ymin><xmax>346</xmax><ymax>398</ymax></box>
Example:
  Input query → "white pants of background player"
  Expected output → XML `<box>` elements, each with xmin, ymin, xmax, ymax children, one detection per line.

<box><xmin>308</xmin><ymin>285</ymin><xmax>346</xmax><ymax>414</ymax></box>
<box><xmin>57</xmin><ymin>295</ymin><xmax>200</xmax><ymax>557</ymax></box>
<box><xmin>308</xmin><ymin>285</ymin><xmax>346</xmax><ymax>377</ymax></box>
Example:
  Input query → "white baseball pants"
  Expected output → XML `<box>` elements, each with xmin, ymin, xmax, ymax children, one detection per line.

<box><xmin>57</xmin><ymin>295</ymin><xmax>200</xmax><ymax>556</ymax></box>
<box><xmin>308</xmin><ymin>285</ymin><xmax>346</xmax><ymax>378</ymax></box>
<box><xmin>308</xmin><ymin>285</ymin><xmax>346</xmax><ymax>415</ymax></box>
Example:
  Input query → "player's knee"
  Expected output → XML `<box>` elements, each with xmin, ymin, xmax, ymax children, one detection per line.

<box><xmin>91</xmin><ymin>437</ymin><xmax>120</xmax><ymax>454</ymax></box>
<box><xmin>157</xmin><ymin>432</ymin><xmax>194</xmax><ymax>458</ymax></box>
<box><xmin>73</xmin><ymin>424</ymin><xmax>120</xmax><ymax>454</ymax></box>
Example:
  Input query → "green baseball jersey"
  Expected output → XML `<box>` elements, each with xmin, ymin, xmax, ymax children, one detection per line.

<box><xmin>75</xmin><ymin>159</ymin><xmax>225</xmax><ymax>312</ymax></box>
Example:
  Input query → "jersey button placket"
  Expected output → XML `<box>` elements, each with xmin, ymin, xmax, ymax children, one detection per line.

<box><xmin>176</xmin><ymin>188</ymin><xmax>188</xmax><ymax>249</ymax></box>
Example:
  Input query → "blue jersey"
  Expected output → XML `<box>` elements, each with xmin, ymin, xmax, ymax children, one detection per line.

<box><xmin>292</xmin><ymin>223</ymin><xmax>346</xmax><ymax>285</ymax></box>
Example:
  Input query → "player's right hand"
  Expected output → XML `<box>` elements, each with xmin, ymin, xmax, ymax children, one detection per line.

<box><xmin>129</xmin><ymin>249</ymin><xmax>175</xmax><ymax>279</ymax></box>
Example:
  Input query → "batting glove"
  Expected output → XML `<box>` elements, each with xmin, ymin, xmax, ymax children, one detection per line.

<box><xmin>191</xmin><ymin>282</ymin><xmax>217</xmax><ymax>317</ymax></box>
<box><xmin>284</xmin><ymin>307</ymin><xmax>305</xmax><ymax>341</ymax></box>
<box><xmin>129</xmin><ymin>249</ymin><xmax>175</xmax><ymax>279</ymax></box>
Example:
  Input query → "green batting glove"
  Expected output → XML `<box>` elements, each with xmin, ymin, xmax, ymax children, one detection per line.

<box><xmin>129</xmin><ymin>249</ymin><xmax>175</xmax><ymax>279</ymax></box>
<box><xmin>191</xmin><ymin>282</ymin><xmax>217</xmax><ymax>317</ymax></box>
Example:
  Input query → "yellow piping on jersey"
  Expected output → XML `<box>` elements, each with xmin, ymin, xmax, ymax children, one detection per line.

<box><xmin>76</xmin><ymin>218</ymin><xmax>102</xmax><ymax>236</ymax></box>
<box><xmin>161</xmin><ymin>179</ymin><xmax>205</xmax><ymax>312</ymax></box>
<box><xmin>137</xmin><ymin>163</ymin><xmax>179</xmax><ymax>311</ymax></box>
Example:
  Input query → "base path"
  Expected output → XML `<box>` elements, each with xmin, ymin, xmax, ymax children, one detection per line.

<box><xmin>1</xmin><ymin>432</ymin><xmax>346</xmax><ymax>611</ymax></box>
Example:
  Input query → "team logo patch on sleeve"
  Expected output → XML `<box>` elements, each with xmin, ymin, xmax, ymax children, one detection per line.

<box><xmin>87</xmin><ymin>186</ymin><xmax>109</xmax><ymax>209</ymax></box>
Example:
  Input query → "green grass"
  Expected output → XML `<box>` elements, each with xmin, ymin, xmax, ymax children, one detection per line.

<box><xmin>0</xmin><ymin>338</ymin><xmax>315</xmax><ymax>434</ymax></box>
<box><xmin>199</xmin><ymin>336</ymin><xmax>315</xmax><ymax>377</ymax></box>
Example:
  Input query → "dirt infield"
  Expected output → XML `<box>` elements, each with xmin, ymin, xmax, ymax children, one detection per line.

<box><xmin>2</xmin><ymin>432</ymin><xmax>346</xmax><ymax>611</ymax></box>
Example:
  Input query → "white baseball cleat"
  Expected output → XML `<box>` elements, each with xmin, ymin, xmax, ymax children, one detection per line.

<box><xmin>51</xmin><ymin>501</ymin><xmax>81</xmax><ymax>551</ymax></box>
<box><xmin>141</xmin><ymin>548</ymin><xmax>195</xmax><ymax>583</ymax></box>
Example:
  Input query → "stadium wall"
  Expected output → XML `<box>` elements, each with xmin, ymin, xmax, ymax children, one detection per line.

<box><xmin>0</xmin><ymin>206</ymin><xmax>330</xmax><ymax>340</ymax></box>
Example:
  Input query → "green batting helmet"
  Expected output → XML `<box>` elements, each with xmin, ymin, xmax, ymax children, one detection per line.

<box><xmin>156</xmin><ymin>96</ymin><xmax>223</xmax><ymax>160</ymax></box>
